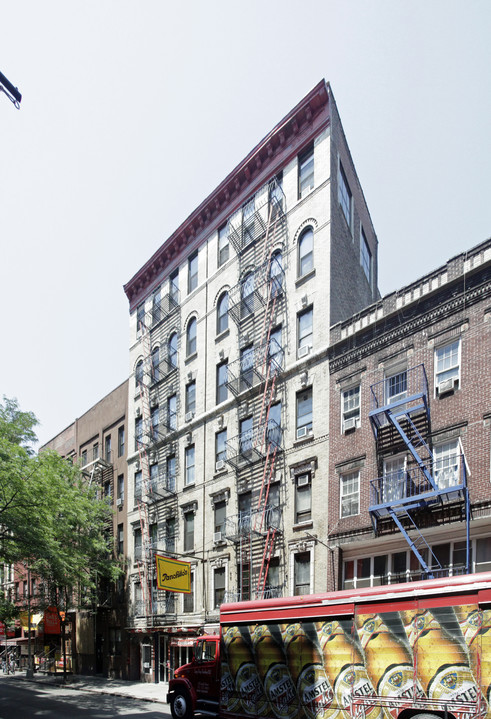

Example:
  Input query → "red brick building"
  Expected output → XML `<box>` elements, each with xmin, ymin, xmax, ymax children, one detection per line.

<box><xmin>327</xmin><ymin>238</ymin><xmax>491</xmax><ymax>591</ymax></box>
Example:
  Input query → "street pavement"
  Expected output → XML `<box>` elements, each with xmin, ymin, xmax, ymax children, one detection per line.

<box><xmin>1</xmin><ymin>669</ymin><xmax>170</xmax><ymax>706</ymax></box>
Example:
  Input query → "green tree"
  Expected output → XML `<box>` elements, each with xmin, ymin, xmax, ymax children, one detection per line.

<box><xmin>0</xmin><ymin>396</ymin><xmax>121</xmax><ymax>604</ymax></box>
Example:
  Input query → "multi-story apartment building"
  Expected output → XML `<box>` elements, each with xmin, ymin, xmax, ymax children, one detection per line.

<box><xmin>328</xmin><ymin>238</ymin><xmax>491</xmax><ymax>591</ymax></box>
<box><xmin>123</xmin><ymin>80</ymin><xmax>380</xmax><ymax>681</ymax></box>
<box><xmin>40</xmin><ymin>380</ymin><xmax>130</xmax><ymax>678</ymax></box>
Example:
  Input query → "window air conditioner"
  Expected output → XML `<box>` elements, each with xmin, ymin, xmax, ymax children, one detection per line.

<box><xmin>216</xmin><ymin>460</ymin><xmax>226</xmax><ymax>471</ymax></box>
<box><xmin>343</xmin><ymin>417</ymin><xmax>358</xmax><ymax>432</ymax></box>
<box><xmin>135</xmin><ymin>406</ymin><xmax>142</xmax><ymax>417</ymax></box>
<box><xmin>437</xmin><ymin>378</ymin><xmax>456</xmax><ymax>396</ymax></box>
<box><xmin>214</xmin><ymin>532</ymin><xmax>223</xmax><ymax>544</ymax></box>
<box><xmin>296</xmin><ymin>427</ymin><xmax>308</xmax><ymax>439</ymax></box>
<box><xmin>185</xmin><ymin>412</ymin><xmax>194</xmax><ymax>422</ymax></box>
<box><xmin>298</xmin><ymin>345</ymin><xmax>311</xmax><ymax>359</ymax></box>
<box><xmin>297</xmin><ymin>475</ymin><xmax>309</xmax><ymax>487</ymax></box>
<box><xmin>116</xmin><ymin>498</ymin><xmax>123</xmax><ymax>507</ymax></box>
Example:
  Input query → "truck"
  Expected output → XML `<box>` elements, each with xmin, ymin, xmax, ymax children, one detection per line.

<box><xmin>167</xmin><ymin>571</ymin><xmax>491</xmax><ymax>719</ymax></box>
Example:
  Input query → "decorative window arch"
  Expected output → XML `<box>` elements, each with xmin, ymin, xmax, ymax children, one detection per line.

<box><xmin>186</xmin><ymin>317</ymin><xmax>197</xmax><ymax>357</ymax></box>
<box><xmin>217</xmin><ymin>291</ymin><xmax>229</xmax><ymax>335</ymax></box>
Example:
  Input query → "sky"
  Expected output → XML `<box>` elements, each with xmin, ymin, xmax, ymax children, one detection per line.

<box><xmin>1</xmin><ymin>1</ymin><xmax>490</xmax><ymax>448</ymax></box>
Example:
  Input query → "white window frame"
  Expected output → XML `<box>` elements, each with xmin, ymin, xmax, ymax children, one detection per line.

<box><xmin>385</xmin><ymin>368</ymin><xmax>407</xmax><ymax>404</ymax></box>
<box><xmin>290</xmin><ymin>545</ymin><xmax>314</xmax><ymax>596</ymax></box>
<box><xmin>342</xmin><ymin>385</ymin><xmax>360</xmax><ymax>432</ymax></box>
<box><xmin>433</xmin><ymin>439</ymin><xmax>460</xmax><ymax>489</ymax></box>
<box><xmin>298</xmin><ymin>147</ymin><xmax>314</xmax><ymax>199</ymax></box>
<box><xmin>340</xmin><ymin>470</ymin><xmax>360</xmax><ymax>518</ymax></box>
<box><xmin>382</xmin><ymin>454</ymin><xmax>407</xmax><ymax>503</ymax></box>
<box><xmin>435</xmin><ymin>339</ymin><xmax>461</xmax><ymax>395</ymax></box>
<box><xmin>185</xmin><ymin>445</ymin><xmax>195</xmax><ymax>487</ymax></box>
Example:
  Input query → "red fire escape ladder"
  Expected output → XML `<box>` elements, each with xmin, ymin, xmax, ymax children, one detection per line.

<box><xmin>256</xmin><ymin>527</ymin><xmax>277</xmax><ymax>599</ymax></box>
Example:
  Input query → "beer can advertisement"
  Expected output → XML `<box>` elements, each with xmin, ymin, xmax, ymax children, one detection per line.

<box><xmin>220</xmin><ymin>603</ymin><xmax>490</xmax><ymax>719</ymax></box>
<box><xmin>155</xmin><ymin>554</ymin><xmax>191</xmax><ymax>593</ymax></box>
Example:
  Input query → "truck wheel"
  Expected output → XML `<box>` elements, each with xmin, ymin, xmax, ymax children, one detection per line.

<box><xmin>171</xmin><ymin>690</ymin><xmax>193</xmax><ymax>719</ymax></box>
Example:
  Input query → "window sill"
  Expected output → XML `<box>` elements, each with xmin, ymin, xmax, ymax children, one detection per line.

<box><xmin>183</xmin><ymin>483</ymin><xmax>195</xmax><ymax>491</ymax></box>
<box><xmin>215</xmin><ymin>328</ymin><xmax>230</xmax><ymax>343</ymax></box>
<box><xmin>293</xmin><ymin>520</ymin><xmax>313</xmax><ymax>531</ymax></box>
<box><xmin>294</xmin><ymin>434</ymin><xmax>314</xmax><ymax>447</ymax></box>
<box><xmin>296</xmin><ymin>269</ymin><xmax>316</xmax><ymax>288</ymax></box>
<box><xmin>185</xmin><ymin>352</ymin><xmax>198</xmax><ymax>365</ymax></box>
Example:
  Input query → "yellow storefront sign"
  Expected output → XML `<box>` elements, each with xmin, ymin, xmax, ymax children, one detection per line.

<box><xmin>156</xmin><ymin>554</ymin><xmax>191</xmax><ymax>593</ymax></box>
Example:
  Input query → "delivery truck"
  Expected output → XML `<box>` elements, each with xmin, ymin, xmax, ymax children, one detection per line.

<box><xmin>167</xmin><ymin>571</ymin><xmax>491</xmax><ymax>719</ymax></box>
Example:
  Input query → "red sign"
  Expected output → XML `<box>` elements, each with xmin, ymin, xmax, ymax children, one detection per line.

<box><xmin>0</xmin><ymin>621</ymin><xmax>15</xmax><ymax>638</ymax></box>
<box><xmin>43</xmin><ymin>607</ymin><xmax>61</xmax><ymax>634</ymax></box>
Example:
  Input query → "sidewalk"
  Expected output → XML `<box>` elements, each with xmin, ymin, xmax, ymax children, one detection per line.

<box><xmin>2</xmin><ymin>670</ymin><xmax>170</xmax><ymax>705</ymax></box>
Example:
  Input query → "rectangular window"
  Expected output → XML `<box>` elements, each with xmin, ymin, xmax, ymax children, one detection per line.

<box><xmin>134</xmin><ymin>470</ymin><xmax>142</xmax><ymax>501</ymax></box>
<box><xmin>265</xmin><ymin>557</ymin><xmax>280</xmax><ymax>598</ymax></box>
<box><xmin>218</xmin><ymin>225</ymin><xmax>229</xmax><ymax>267</ymax></box>
<box><xmin>338</xmin><ymin>162</ymin><xmax>352</xmax><ymax>229</ymax></box>
<box><xmin>188</xmin><ymin>252</ymin><xmax>198</xmax><ymax>294</ymax></box>
<box><xmin>296</xmin><ymin>388</ymin><xmax>313</xmax><ymax>439</ymax></box>
<box><xmin>214</xmin><ymin>567</ymin><xmax>225</xmax><ymax>608</ymax></box>
<box><xmin>239</xmin><ymin>416</ymin><xmax>253</xmax><ymax>455</ymax></box>
<box><xmin>434</xmin><ymin>439</ymin><xmax>460</xmax><ymax>489</ymax></box>
<box><xmin>105</xmin><ymin>435</ymin><xmax>112</xmax><ymax>463</ymax></box>
<box><xmin>242</xmin><ymin>197</ymin><xmax>256</xmax><ymax>246</ymax></box>
<box><xmin>151</xmin><ymin>406</ymin><xmax>160</xmax><ymax>441</ymax></box>
<box><xmin>269</xmin><ymin>326</ymin><xmax>283</xmax><ymax>371</ymax></box>
<box><xmin>383</xmin><ymin>455</ymin><xmax>407</xmax><ymax>503</ymax></box>
<box><xmin>93</xmin><ymin>443</ymin><xmax>99</xmax><ymax>461</ymax></box>
<box><xmin>186</xmin><ymin>381</ymin><xmax>196</xmax><ymax>416</ymax></box>
<box><xmin>134</xmin><ymin>527</ymin><xmax>142</xmax><ymax>561</ymax></box>
<box><xmin>184</xmin><ymin>511</ymin><xmax>194</xmax><ymax>551</ymax></box>
<box><xmin>135</xmin><ymin>417</ymin><xmax>143</xmax><ymax>450</ymax></box>
<box><xmin>295</xmin><ymin>474</ymin><xmax>311</xmax><ymax>524</ymax></box>
<box><xmin>150</xmin><ymin>463</ymin><xmax>159</xmax><ymax>493</ymax></box>
<box><xmin>385</xmin><ymin>369</ymin><xmax>407</xmax><ymax>404</ymax></box>
<box><xmin>214</xmin><ymin>500</ymin><xmax>226</xmax><ymax>535</ymax></box>
<box><xmin>298</xmin><ymin>147</ymin><xmax>314</xmax><ymax>199</ymax></box>
<box><xmin>360</xmin><ymin>229</ymin><xmax>371</xmax><ymax>283</ymax></box>
<box><xmin>183</xmin><ymin>572</ymin><xmax>194</xmax><ymax>613</ymax></box>
<box><xmin>476</xmin><ymin>538</ymin><xmax>491</xmax><ymax>573</ymax></box>
<box><xmin>435</xmin><ymin>339</ymin><xmax>460</xmax><ymax>393</ymax></box>
<box><xmin>167</xmin><ymin>394</ymin><xmax>177</xmax><ymax>431</ymax></box>
<box><xmin>167</xmin><ymin>455</ymin><xmax>176</xmax><ymax>492</ymax></box>
<box><xmin>185</xmin><ymin>445</ymin><xmax>195</xmax><ymax>486</ymax></box>
<box><xmin>216</xmin><ymin>429</ymin><xmax>227</xmax><ymax>467</ymax></box>
<box><xmin>136</xmin><ymin>303</ymin><xmax>145</xmax><ymax>332</ymax></box>
<box><xmin>170</xmin><ymin>268</ymin><xmax>179</xmax><ymax>305</ymax></box>
<box><xmin>340</xmin><ymin>470</ymin><xmax>360</xmax><ymax>518</ymax></box>
<box><xmin>298</xmin><ymin>307</ymin><xmax>313</xmax><ymax>356</ymax></box>
<box><xmin>217</xmin><ymin>362</ymin><xmax>228</xmax><ymax>404</ymax></box>
<box><xmin>294</xmin><ymin>552</ymin><xmax>311</xmax><ymax>595</ymax></box>
<box><xmin>240</xmin><ymin>345</ymin><xmax>254</xmax><ymax>391</ymax></box>
<box><xmin>152</xmin><ymin>286</ymin><xmax>161</xmax><ymax>324</ymax></box>
<box><xmin>118</xmin><ymin>426</ymin><xmax>125</xmax><ymax>457</ymax></box>
<box><xmin>166</xmin><ymin>517</ymin><xmax>176</xmax><ymax>553</ymax></box>
<box><xmin>342</xmin><ymin>386</ymin><xmax>360</xmax><ymax>432</ymax></box>
<box><xmin>117</xmin><ymin>474</ymin><xmax>124</xmax><ymax>502</ymax></box>
<box><xmin>117</xmin><ymin>524</ymin><xmax>124</xmax><ymax>555</ymax></box>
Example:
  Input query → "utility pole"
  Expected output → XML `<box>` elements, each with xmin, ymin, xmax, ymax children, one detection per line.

<box><xmin>0</xmin><ymin>71</ymin><xmax>22</xmax><ymax>108</ymax></box>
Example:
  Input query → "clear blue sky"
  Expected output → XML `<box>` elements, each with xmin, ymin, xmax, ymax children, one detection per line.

<box><xmin>1</xmin><ymin>0</ymin><xmax>490</xmax><ymax>448</ymax></box>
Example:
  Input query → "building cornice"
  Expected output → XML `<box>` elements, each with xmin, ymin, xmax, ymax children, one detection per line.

<box><xmin>124</xmin><ymin>80</ymin><xmax>331</xmax><ymax>311</ymax></box>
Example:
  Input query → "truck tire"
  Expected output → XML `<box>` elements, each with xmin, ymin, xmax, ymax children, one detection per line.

<box><xmin>171</xmin><ymin>689</ymin><xmax>193</xmax><ymax>719</ymax></box>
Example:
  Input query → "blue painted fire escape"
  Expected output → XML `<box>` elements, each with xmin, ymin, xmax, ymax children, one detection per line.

<box><xmin>368</xmin><ymin>364</ymin><xmax>470</xmax><ymax>579</ymax></box>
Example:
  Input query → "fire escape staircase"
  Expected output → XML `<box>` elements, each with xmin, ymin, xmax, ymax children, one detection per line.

<box><xmin>368</xmin><ymin>364</ymin><xmax>470</xmax><ymax>579</ymax></box>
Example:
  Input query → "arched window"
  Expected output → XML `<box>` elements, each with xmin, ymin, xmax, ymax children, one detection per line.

<box><xmin>135</xmin><ymin>359</ymin><xmax>144</xmax><ymax>387</ymax></box>
<box><xmin>217</xmin><ymin>292</ymin><xmax>229</xmax><ymax>335</ymax></box>
<box><xmin>151</xmin><ymin>346</ymin><xmax>160</xmax><ymax>382</ymax></box>
<box><xmin>241</xmin><ymin>272</ymin><xmax>254</xmax><ymax>318</ymax></box>
<box><xmin>270</xmin><ymin>250</ymin><xmax>283</xmax><ymax>297</ymax></box>
<box><xmin>298</xmin><ymin>227</ymin><xmax>314</xmax><ymax>277</ymax></box>
<box><xmin>168</xmin><ymin>332</ymin><xmax>178</xmax><ymax>368</ymax></box>
<box><xmin>186</xmin><ymin>317</ymin><xmax>197</xmax><ymax>357</ymax></box>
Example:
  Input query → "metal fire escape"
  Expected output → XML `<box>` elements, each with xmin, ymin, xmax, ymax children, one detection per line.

<box><xmin>368</xmin><ymin>364</ymin><xmax>470</xmax><ymax>579</ymax></box>
<box><xmin>222</xmin><ymin>177</ymin><xmax>287</xmax><ymax>599</ymax></box>
<box><xmin>134</xmin><ymin>281</ymin><xmax>180</xmax><ymax>619</ymax></box>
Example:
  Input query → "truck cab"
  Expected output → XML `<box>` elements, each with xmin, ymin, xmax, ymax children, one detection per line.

<box><xmin>167</xmin><ymin>635</ymin><xmax>220</xmax><ymax>719</ymax></box>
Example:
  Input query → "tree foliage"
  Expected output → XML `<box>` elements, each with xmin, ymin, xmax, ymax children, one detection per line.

<box><xmin>0</xmin><ymin>397</ymin><xmax>121</xmax><ymax>606</ymax></box>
